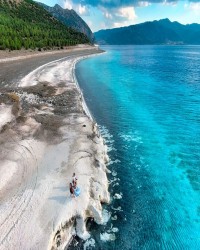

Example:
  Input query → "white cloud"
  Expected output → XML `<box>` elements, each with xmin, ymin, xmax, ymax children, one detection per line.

<box><xmin>77</xmin><ymin>4</ymin><xmax>90</xmax><ymax>15</ymax></box>
<box><xmin>100</xmin><ymin>22</ymin><xmax>107</xmax><ymax>29</ymax></box>
<box><xmin>137</xmin><ymin>1</ymin><xmax>151</xmax><ymax>7</ymax></box>
<box><xmin>186</xmin><ymin>2</ymin><xmax>200</xmax><ymax>14</ymax></box>
<box><xmin>189</xmin><ymin>2</ymin><xmax>200</xmax><ymax>12</ymax></box>
<box><xmin>104</xmin><ymin>11</ymin><xmax>113</xmax><ymax>19</ymax></box>
<box><xmin>100</xmin><ymin>7</ymin><xmax>113</xmax><ymax>19</ymax></box>
<box><xmin>162</xmin><ymin>0</ymin><xmax>177</xmax><ymax>6</ymax></box>
<box><xmin>116</xmin><ymin>6</ymin><xmax>137</xmax><ymax>20</ymax></box>
<box><xmin>99</xmin><ymin>5</ymin><xmax>137</xmax><ymax>29</ymax></box>
<box><xmin>63</xmin><ymin>0</ymin><xmax>138</xmax><ymax>30</ymax></box>
<box><xmin>63</xmin><ymin>0</ymin><xmax>90</xmax><ymax>15</ymax></box>
<box><xmin>113</xmin><ymin>21</ymin><xmax>130</xmax><ymax>28</ymax></box>
<box><xmin>64</xmin><ymin>0</ymin><xmax>73</xmax><ymax>9</ymax></box>
<box><xmin>86</xmin><ymin>20</ymin><xmax>93</xmax><ymax>27</ymax></box>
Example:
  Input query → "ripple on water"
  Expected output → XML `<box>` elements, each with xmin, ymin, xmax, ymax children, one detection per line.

<box><xmin>75</xmin><ymin>45</ymin><xmax>200</xmax><ymax>249</ymax></box>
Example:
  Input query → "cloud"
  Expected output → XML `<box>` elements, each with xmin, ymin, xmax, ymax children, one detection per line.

<box><xmin>184</xmin><ymin>2</ymin><xmax>200</xmax><ymax>15</ymax></box>
<box><xmin>116</xmin><ymin>6</ymin><xmax>137</xmax><ymax>20</ymax></box>
<box><xmin>98</xmin><ymin>5</ymin><xmax>137</xmax><ymax>28</ymax></box>
<box><xmin>62</xmin><ymin>0</ymin><xmax>200</xmax><ymax>30</ymax></box>
<box><xmin>100</xmin><ymin>5</ymin><xmax>136</xmax><ymax>20</ymax></box>
<box><xmin>190</xmin><ymin>2</ymin><xmax>200</xmax><ymax>10</ymax></box>
<box><xmin>63</xmin><ymin>0</ymin><xmax>138</xmax><ymax>29</ymax></box>
<box><xmin>63</xmin><ymin>0</ymin><xmax>90</xmax><ymax>15</ymax></box>
<box><xmin>138</xmin><ymin>1</ymin><xmax>151</xmax><ymax>7</ymax></box>
<box><xmin>77</xmin><ymin>4</ymin><xmax>90</xmax><ymax>15</ymax></box>
<box><xmin>113</xmin><ymin>20</ymin><xmax>133</xmax><ymax>27</ymax></box>
<box><xmin>162</xmin><ymin>0</ymin><xmax>177</xmax><ymax>6</ymax></box>
<box><xmin>70</xmin><ymin>0</ymin><xmax>183</xmax><ymax>8</ymax></box>
<box><xmin>64</xmin><ymin>0</ymin><xmax>73</xmax><ymax>9</ymax></box>
<box><xmin>100</xmin><ymin>7</ymin><xmax>113</xmax><ymax>19</ymax></box>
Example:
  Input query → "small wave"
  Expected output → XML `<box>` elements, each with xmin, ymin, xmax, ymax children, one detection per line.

<box><xmin>111</xmin><ymin>206</ymin><xmax>123</xmax><ymax>212</ymax></box>
<box><xmin>113</xmin><ymin>193</ymin><xmax>123</xmax><ymax>200</ymax></box>
<box><xmin>108</xmin><ymin>177</ymin><xmax>120</xmax><ymax>185</ymax></box>
<box><xmin>119</xmin><ymin>131</ymin><xmax>143</xmax><ymax>144</ymax></box>
<box><xmin>107</xmin><ymin>159</ymin><xmax>121</xmax><ymax>166</ymax></box>
<box><xmin>112</xmin><ymin>171</ymin><xmax>117</xmax><ymax>177</ymax></box>
<box><xmin>90</xmin><ymin>126</ymin><xmax>121</xmax><ymax>243</ymax></box>
<box><xmin>111</xmin><ymin>215</ymin><xmax>118</xmax><ymax>221</ymax></box>
<box><xmin>107</xmin><ymin>224</ymin><xmax>119</xmax><ymax>233</ymax></box>
<box><xmin>101</xmin><ymin>209</ymin><xmax>111</xmax><ymax>225</ymax></box>
<box><xmin>112</xmin><ymin>227</ymin><xmax>119</xmax><ymax>233</ymax></box>
<box><xmin>83</xmin><ymin>238</ymin><xmax>95</xmax><ymax>250</ymax></box>
<box><xmin>98</xmin><ymin>125</ymin><xmax>115</xmax><ymax>150</ymax></box>
<box><xmin>100</xmin><ymin>232</ymin><xmax>116</xmax><ymax>242</ymax></box>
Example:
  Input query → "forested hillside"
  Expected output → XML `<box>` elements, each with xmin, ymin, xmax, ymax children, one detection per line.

<box><xmin>0</xmin><ymin>0</ymin><xmax>89</xmax><ymax>50</ymax></box>
<box><xmin>41</xmin><ymin>3</ymin><xmax>94</xmax><ymax>42</ymax></box>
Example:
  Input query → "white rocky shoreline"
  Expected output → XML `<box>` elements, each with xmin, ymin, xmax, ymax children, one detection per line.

<box><xmin>0</xmin><ymin>48</ymin><xmax>110</xmax><ymax>249</ymax></box>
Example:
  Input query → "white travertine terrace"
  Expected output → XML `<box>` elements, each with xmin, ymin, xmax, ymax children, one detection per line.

<box><xmin>0</xmin><ymin>52</ymin><xmax>110</xmax><ymax>249</ymax></box>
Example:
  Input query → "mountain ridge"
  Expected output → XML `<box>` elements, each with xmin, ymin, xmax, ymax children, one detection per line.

<box><xmin>40</xmin><ymin>3</ymin><xmax>94</xmax><ymax>42</ymax></box>
<box><xmin>94</xmin><ymin>19</ymin><xmax>200</xmax><ymax>45</ymax></box>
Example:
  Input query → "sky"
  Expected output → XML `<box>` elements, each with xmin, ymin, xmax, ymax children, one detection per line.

<box><xmin>36</xmin><ymin>0</ymin><xmax>200</xmax><ymax>32</ymax></box>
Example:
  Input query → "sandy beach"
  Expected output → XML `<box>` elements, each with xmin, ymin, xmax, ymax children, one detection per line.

<box><xmin>0</xmin><ymin>45</ymin><xmax>110</xmax><ymax>249</ymax></box>
<box><xmin>0</xmin><ymin>45</ymin><xmax>100</xmax><ymax>87</ymax></box>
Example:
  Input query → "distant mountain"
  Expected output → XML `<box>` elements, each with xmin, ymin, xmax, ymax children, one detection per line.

<box><xmin>0</xmin><ymin>0</ymin><xmax>89</xmax><ymax>50</ymax></box>
<box><xmin>94</xmin><ymin>18</ymin><xmax>200</xmax><ymax>45</ymax></box>
<box><xmin>40</xmin><ymin>3</ymin><xmax>94</xmax><ymax>42</ymax></box>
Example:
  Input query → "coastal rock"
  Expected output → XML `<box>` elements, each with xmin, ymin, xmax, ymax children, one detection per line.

<box><xmin>0</xmin><ymin>50</ymin><xmax>109</xmax><ymax>250</ymax></box>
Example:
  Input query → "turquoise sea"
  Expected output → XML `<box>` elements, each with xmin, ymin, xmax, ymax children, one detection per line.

<box><xmin>75</xmin><ymin>46</ymin><xmax>200</xmax><ymax>249</ymax></box>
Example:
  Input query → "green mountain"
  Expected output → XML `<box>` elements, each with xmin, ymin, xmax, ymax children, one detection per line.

<box><xmin>0</xmin><ymin>0</ymin><xmax>89</xmax><ymax>50</ymax></box>
<box><xmin>94</xmin><ymin>18</ymin><xmax>200</xmax><ymax>45</ymax></box>
<box><xmin>40</xmin><ymin>3</ymin><xmax>94</xmax><ymax>42</ymax></box>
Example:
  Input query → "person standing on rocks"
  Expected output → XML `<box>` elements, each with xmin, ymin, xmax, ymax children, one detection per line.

<box><xmin>69</xmin><ymin>183</ymin><xmax>75</xmax><ymax>198</ymax></box>
<box><xmin>72</xmin><ymin>173</ymin><xmax>81</xmax><ymax>197</ymax></box>
<box><xmin>72</xmin><ymin>173</ymin><xmax>77</xmax><ymax>188</ymax></box>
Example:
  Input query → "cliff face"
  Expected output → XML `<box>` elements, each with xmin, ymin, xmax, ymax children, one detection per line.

<box><xmin>41</xmin><ymin>3</ymin><xmax>94</xmax><ymax>42</ymax></box>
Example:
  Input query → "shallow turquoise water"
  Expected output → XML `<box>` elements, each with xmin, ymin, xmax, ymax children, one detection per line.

<box><xmin>75</xmin><ymin>46</ymin><xmax>200</xmax><ymax>250</ymax></box>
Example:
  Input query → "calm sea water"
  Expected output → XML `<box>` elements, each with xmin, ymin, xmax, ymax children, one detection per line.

<box><xmin>75</xmin><ymin>46</ymin><xmax>200</xmax><ymax>250</ymax></box>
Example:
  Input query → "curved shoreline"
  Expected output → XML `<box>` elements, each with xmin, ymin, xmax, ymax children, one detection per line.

<box><xmin>0</xmin><ymin>46</ymin><xmax>102</xmax><ymax>88</ymax></box>
<box><xmin>72</xmin><ymin>52</ymin><xmax>106</xmax><ymax>121</ymax></box>
<box><xmin>0</xmin><ymin>47</ymin><xmax>110</xmax><ymax>249</ymax></box>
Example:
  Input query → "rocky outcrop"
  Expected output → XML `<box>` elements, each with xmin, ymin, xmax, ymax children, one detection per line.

<box><xmin>41</xmin><ymin>3</ymin><xmax>94</xmax><ymax>42</ymax></box>
<box><xmin>49</xmin><ymin>119</ymin><xmax>110</xmax><ymax>249</ymax></box>
<box><xmin>0</xmin><ymin>50</ymin><xmax>109</xmax><ymax>250</ymax></box>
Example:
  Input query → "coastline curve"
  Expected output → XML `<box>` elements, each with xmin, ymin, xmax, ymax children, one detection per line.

<box><xmin>0</xmin><ymin>47</ymin><xmax>110</xmax><ymax>250</ymax></box>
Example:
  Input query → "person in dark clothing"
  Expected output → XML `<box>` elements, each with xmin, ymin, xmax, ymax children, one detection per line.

<box><xmin>69</xmin><ymin>182</ymin><xmax>75</xmax><ymax>198</ymax></box>
<box><xmin>72</xmin><ymin>173</ymin><xmax>77</xmax><ymax>189</ymax></box>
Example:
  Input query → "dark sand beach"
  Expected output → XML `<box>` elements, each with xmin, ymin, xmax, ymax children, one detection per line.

<box><xmin>0</xmin><ymin>45</ymin><xmax>102</xmax><ymax>86</ymax></box>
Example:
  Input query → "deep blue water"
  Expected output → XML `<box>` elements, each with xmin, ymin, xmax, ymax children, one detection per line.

<box><xmin>75</xmin><ymin>46</ymin><xmax>200</xmax><ymax>250</ymax></box>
